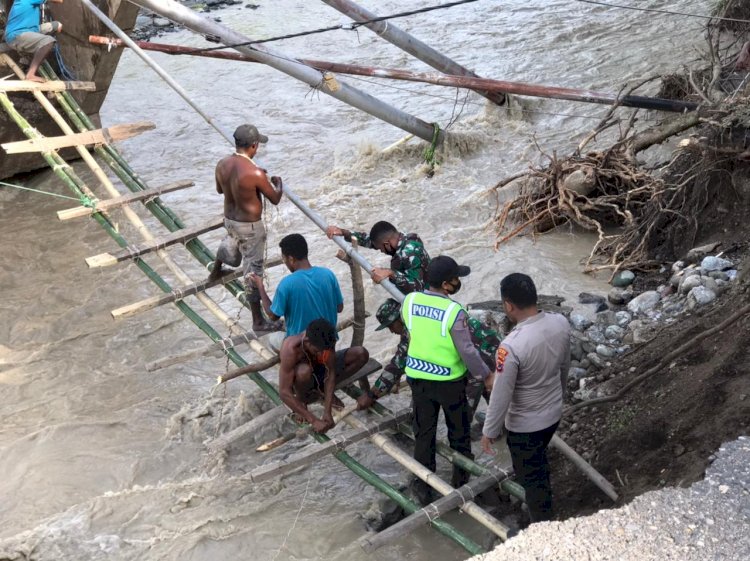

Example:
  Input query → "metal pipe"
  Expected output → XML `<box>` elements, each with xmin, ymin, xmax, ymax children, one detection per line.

<box><xmin>321</xmin><ymin>0</ymin><xmax>505</xmax><ymax>106</ymax></box>
<box><xmin>89</xmin><ymin>36</ymin><xmax>698</xmax><ymax>113</ymax></box>
<box><xmin>126</xmin><ymin>0</ymin><xmax>440</xmax><ymax>143</ymax></box>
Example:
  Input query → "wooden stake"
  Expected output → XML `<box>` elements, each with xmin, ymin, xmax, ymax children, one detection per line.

<box><xmin>56</xmin><ymin>179</ymin><xmax>194</xmax><ymax>221</ymax></box>
<box><xmin>249</xmin><ymin>408</ymin><xmax>411</xmax><ymax>480</ymax></box>
<box><xmin>360</xmin><ymin>468</ymin><xmax>511</xmax><ymax>553</ymax></box>
<box><xmin>85</xmin><ymin>217</ymin><xmax>224</xmax><ymax>267</ymax></box>
<box><xmin>0</xmin><ymin>80</ymin><xmax>96</xmax><ymax>92</ymax></box>
<box><xmin>111</xmin><ymin>256</ymin><xmax>283</xmax><ymax>319</ymax></box>
<box><xmin>2</xmin><ymin>121</ymin><xmax>155</xmax><ymax>154</ymax></box>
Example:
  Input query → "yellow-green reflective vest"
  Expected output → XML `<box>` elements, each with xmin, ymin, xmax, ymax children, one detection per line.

<box><xmin>401</xmin><ymin>292</ymin><xmax>467</xmax><ymax>381</ymax></box>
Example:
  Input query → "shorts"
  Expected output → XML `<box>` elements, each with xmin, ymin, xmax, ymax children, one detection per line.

<box><xmin>8</xmin><ymin>22</ymin><xmax>61</xmax><ymax>55</ymax></box>
<box><xmin>216</xmin><ymin>218</ymin><xmax>265</xmax><ymax>302</ymax></box>
<box><xmin>312</xmin><ymin>349</ymin><xmax>349</xmax><ymax>391</ymax></box>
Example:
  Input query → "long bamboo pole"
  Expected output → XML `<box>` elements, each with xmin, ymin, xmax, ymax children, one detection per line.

<box><xmin>89</xmin><ymin>37</ymin><xmax>697</xmax><ymax>113</ymax></box>
<box><xmin>320</xmin><ymin>0</ymin><xmax>505</xmax><ymax>106</ymax></box>
<box><xmin>91</xmin><ymin>0</ymin><xmax>440</xmax><ymax>143</ymax></box>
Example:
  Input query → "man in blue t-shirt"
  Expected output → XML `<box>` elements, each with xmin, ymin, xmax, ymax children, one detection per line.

<box><xmin>249</xmin><ymin>233</ymin><xmax>343</xmax><ymax>338</ymax></box>
<box><xmin>4</xmin><ymin>0</ymin><xmax>64</xmax><ymax>82</ymax></box>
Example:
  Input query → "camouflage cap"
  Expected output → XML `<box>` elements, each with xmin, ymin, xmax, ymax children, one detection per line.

<box><xmin>375</xmin><ymin>298</ymin><xmax>401</xmax><ymax>331</ymax></box>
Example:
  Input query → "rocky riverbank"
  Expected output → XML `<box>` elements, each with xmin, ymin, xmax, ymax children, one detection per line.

<box><xmin>132</xmin><ymin>0</ymin><xmax>260</xmax><ymax>40</ymax></box>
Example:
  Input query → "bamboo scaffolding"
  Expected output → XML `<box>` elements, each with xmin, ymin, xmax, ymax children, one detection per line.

<box><xmin>57</xmin><ymin>179</ymin><xmax>194</xmax><ymax>221</ymax></box>
<box><xmin>110</xmin><ymin>256</ymin><xmax>283</xmax><ymax>319</ymax></box>
<box><xmin>0</xmin><ymin>80</ymin><xmax>95</xmax><ymax>92</ymax></box>
<box><xmin>550</xmin><ymin>435</ymin><xmax>618</xmax><ymax>501</ymax></box>
<box><xmin>360</xmin><ymin>468</ymin><xmax>510</xmax><ymax>553</ymax></box>
<box><xmin>147</xmin><ymin>315</ymin><xmax>360</xmax><ymax>373</ymax></box>
<box><xmin>85</xmin><ymin>216</ymin><xmax>224</xmax><ymax>268</ymax></box>
<box><xmin>249</xmin><ymin>409</ymin><xmax>411</xmax><ymax>480</ymax></box>
<box><xmin>5</xmin><ymin>65</ymin><xmax>483</xmax><ymax>557</ymax></box>
<box><xmin>342</xmin><ymin>414</ymin><xmax>511</xmax><ymax>542</ymax></box>
<box><xmin>1</xmin><ymin>121</ymin><xmax>155</xmax><ymax>153</ymax></box>
<box><xmin>87</xmin><ymin>38</ymin><xmax>697</xmax><ymax>113</ymax></box>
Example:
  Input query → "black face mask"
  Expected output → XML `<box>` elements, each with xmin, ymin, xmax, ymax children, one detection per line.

<box><xmin>448</xmin><ymin>279</ymin><xmax>462</xmax><ymax>294</ymax></box>
<box><xmin>383</xmin><ymin>241</ymin><xmax>397</xmax><ymax>256</ymax></box>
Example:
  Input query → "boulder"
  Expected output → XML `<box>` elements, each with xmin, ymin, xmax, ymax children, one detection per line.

<box><xmin>686</xmin><ymin>242</ymin><xmax>720</xmax><ymax>263</ymax></box>
<box><xmin>596</xmin><ymin>344</ymin><xmax>616</xmax><ymax>358</ymax></box>
<box><xmin>671</xmin><ymin>260</ymin><xmax>686</xmax><ymax>272</ymax></box>
<box><xmin>595</xmin><ymin>310</ymin><xmax>618</xmax><ymax>326</ymax></box>
<box><xmin>569</xmin><ymin>313</ymin><xmax>592</xmax><ymax>332</ymax></box>
<box><xmin>605</xmin><ymin>324</ymin><xmax>626</xmax><ymax>340</ymax></box>
<box><xmin>679</xmin><ymin>274</ymin><xmax>703</xmax><ymax>295</ymax></box>
<box><xmin>584</xmin><ymin>325</ymin><xmax>606</xmax><ymax>344</ymax></box>
<box><xmin>587</xmin><ymin>352</ymin><xmax>607</xmax><ymax>369</ymax></box>
<box><xmin>611</xmin><ymin>270</ymin><xmax>635</xmax><ymax>288</ymax></box>
<box><xmin>608</xmin><ymin>287</ymin><xmax>633</xmax><ymax>306</ymax></box>
<box><xmin>701</xmin><ymin>255</ymin><xmax>733</xmax><ymax>272</ymax></box>
<box><xmin>614</xmin><ymin>311</ymin><xmax>632</xmax><ymax>327</ymax></box>
<box><xmin>578</xmin><ymin>292</ymin><xmax>606</xmax><ymax>305</ymax></box>
<box><xmin>568</xmin><ymin>367</ymin><xmax>590</xmax><ymax>381</ymax></box>
<box><xmin>708</xmin><ymin>271</ymin><xmax>729</xmax><ymax>281</ymax></box>
<box><xmin>562</xmin><ymin>167</ymin><xmax>596</xmax><ymax>196</ymax></box>
<box><xmin>687</xmin><ymin>286</ymin><xmax>717</xmax><ymax>309</ymax></box>
<box><xmin>626</xmin><ymin>291</ymin><xmax>661</xmax><ymax>315</ymax></box>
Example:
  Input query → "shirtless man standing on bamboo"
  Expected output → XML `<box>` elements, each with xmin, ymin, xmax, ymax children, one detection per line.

<box><xmin>278</xmin><ymin>319</ymin><xmax>369</xmax><ymax>434</ymax></box>
<box><xmin>209</xmin><ymin>124</ymin><xmax>283</xmax><ymax>332</ymax></box>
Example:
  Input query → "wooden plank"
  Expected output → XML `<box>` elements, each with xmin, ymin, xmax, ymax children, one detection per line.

<box><xmin>57</xmin><ymin>179</ymin><xmax>194</xmax><ymax>221</ymax></box>
<box><xmin>2</xmin><ymin>121</ymin><xmax>155</xmax><ymax>154</ymax></box>
<box><xmin>85</xmin><ymin>216</ymin><xmax>224</xmax><ymax>268</ymax></box>
<box><xmin>145</xmin><ymin>315</ymin><xmax>364</xmax><ymax>373</ymax></box>
<box><xmin>360</xmin><ymin>468</ymin><xmax>511</xmax><ymax>553</ymax></box>
<box><xmin>111</xmin><ymin>255</ymin><xmax>284</xmax><ymax>319</ymax></box>
<box><xmin>0</xmin><ymin>80</ymin><xmax>96</xmax><ymax>92</ymax></box>
<box><xmin>207</xmin><ymin>359</ymin><xmax>382</xmax><ymax>451</ymax></box>
<box><xmin>248</xmin><ymin>408</ymin><xmax>412</xmax><ymax>482</ymax></box>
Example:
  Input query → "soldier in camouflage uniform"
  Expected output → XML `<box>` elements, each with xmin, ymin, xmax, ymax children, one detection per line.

<box><xmin>326</xmin><ymin>220</ymin><xmax>429</xmax><ymax>293</ymax></box>
<box><xmin>357</xmin><ymin>298</ymin><xmax>502</xmax><ymax>413</ymax></box>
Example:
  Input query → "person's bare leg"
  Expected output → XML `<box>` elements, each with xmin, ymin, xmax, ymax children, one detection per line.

<box><xmin>26</xmin><ymin>43</ymin><xmax>54</xmax><ymax>82</ymax></box>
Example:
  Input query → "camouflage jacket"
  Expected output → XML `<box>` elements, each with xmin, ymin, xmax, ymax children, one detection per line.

<box><xmin>373</xmin><ymin>316</ymin><xmax>502</xmax><ymax>396</ymax></box>
<box><xmin>351</xmin><ymin>231</ymin><xmax>430</xmax><ymax>294</ymax></box>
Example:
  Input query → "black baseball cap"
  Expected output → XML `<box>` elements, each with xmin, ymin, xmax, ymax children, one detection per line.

<box><xmin>233</xmin><ymin>124</ymin><xmax>268</xmax><ymax>147</ymax></box>
<box><xmin>426</xmin><ymin>256</ymin><xmax>471</xmax><ymax>286</ymax></box>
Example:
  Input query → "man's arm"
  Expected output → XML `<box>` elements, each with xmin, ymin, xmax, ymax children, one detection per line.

<box><xmin>278</xmin><ymin>346</ymin><xmax>319</xmax><ymax>426</ymax></box>
<box><xmin>321</xmin><ymin>351</ymin><xmax>337</xmax><ymax>425</ymax></box>
<box><xmin>248</xmin><ymin>273</ymin><xmax>281</xmax><ymax>321</ymax></box>
<box><xmin>253</xmin><ymin>168</ymin><xmax>283</xmax><ymax>205</ymax></box>
<box><xmin>325</xmin><ymin>226</ymin><xmax>376</xmax><ymax>248</ymax></box>
<box><xmin>215</xmin><ymin>166</ymin><xmax>223</xmax><ymax>195</ymax></box>
<box><xmin>559</xmin><ymin>335</ymin><xmax>571</xmax><ymax>394</ymax></box>
<box><xmin>451</xmin><ymin>311</ymin><xmax>492</xmax><ymax>383</ymax></box>
<box><xmin>483</xmin><ymin>344</ymin><xmax>519</xmax><ymax>440</ymax></box>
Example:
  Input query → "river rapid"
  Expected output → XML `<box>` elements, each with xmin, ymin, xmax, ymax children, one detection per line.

<box><xmin>0</xmin><ymin>1</ymin><xmax>712</xmax><ymax>559</ymax></box>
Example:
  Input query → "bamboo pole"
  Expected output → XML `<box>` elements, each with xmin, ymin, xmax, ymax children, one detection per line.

<box><xmin>0</xmin><ymin>80</ymin><xmax>95</xmax><ymax>92</ymax></box>
<box><xmin>57</xmin><ymin>179</ymin><xmax>194</xmax><ymax>221</ymax></box>
<box><xmin>250</xmin><ymin>409</ymin><xmax>411</xmax><ymax>479</ymax></box>
<box><xmin>147</xmin><ymin>315</ymin><xmax>360</xmax><ymax>373</ymax></box>
<box><xmin>207</xmin><ymin>404</ymin><xmax>289</xmax><ymax>451</ymax></box>
<box><xmin>85</xmin><ymin>216</ymin><xmax>224</xmax><ymax>268</ymax></box>
<box><xmin>550</xmin><ymin>435</ymin><xmax>618</xmax><ymax>501</ymax></box>
<box><xmin>342</xmin><ymin>414</ymin><xmax>510</xmax><ymax>541</ymax></box>
<box><xmin>256</xmin><ymin>403</ymin><xmax>359</xmax><ymax>452</ymax></box>
<box><xmin>87</xmin><ymin>37</ymin><xmax>698</xmax><ymax>113</ymax></box>
<box><xmin>2</xmin><ymin>121</ymin><xmax>155</xmax><ymax>153</ymax></box>
<box><xmin>122</xmin><ymin>0</ymin><xmax>441</xmax><ymax>143</ymax></box>
<box><xmin>360</xmin><ymin>469</ymin><xmax>510</xmax><ymax>553</ymax></box>
<box><xmin>320</xmin><ymin>0</ymin><xmax>505</xmax><ymax>106</ymax></box>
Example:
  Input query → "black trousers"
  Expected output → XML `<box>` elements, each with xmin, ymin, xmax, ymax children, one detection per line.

<box><xmin>409</xmin><ymin>377</ymin><xmax>473</xmax><ymax>488</ymax></box>
<box><xmin>506</xmin><ymin>420</ymin><xmax>560</xmax><ymax>522</ymax></box>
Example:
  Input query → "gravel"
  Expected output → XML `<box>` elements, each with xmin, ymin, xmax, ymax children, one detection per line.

<box><xmin>473</xmin><ymin>436</ymin><xmax>750</xmax><ymax>561</ymax></box>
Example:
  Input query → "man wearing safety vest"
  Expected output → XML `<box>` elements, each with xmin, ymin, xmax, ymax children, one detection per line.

<box><xmin>402</xmin><ymin>256</ymin><xmax>495</xmax><ymax>504</ymax></box>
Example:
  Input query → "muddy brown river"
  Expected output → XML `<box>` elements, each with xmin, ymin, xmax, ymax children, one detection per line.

<box><xmin>0</xmin><ymin>1</ymin><xmax>711</xmax><ymax>559</ymax></box>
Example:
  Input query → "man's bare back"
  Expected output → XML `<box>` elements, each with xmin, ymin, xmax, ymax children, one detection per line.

<box><xmin>216</xmin><ymin>155</ymin><xmax>280</xmax><ymax>222</ymax></box>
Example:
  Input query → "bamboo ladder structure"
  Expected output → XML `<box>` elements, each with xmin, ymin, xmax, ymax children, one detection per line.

<box><xmin>0</xmin><ymin>60</ymin><xmax>504</xmax><ymax>555</ymax></box>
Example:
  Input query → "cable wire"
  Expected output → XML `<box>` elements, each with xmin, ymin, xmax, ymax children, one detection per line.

<box><xmin>574</xmin><ymin>0</ymin><xmax>750</xmax><ymax>24</ymax></box>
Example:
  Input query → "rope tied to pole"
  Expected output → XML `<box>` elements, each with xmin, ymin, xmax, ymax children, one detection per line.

<box><xmin>423</xmin><ymin>122</ymin><xmax>441</xmax><ymax>166</ymax></box>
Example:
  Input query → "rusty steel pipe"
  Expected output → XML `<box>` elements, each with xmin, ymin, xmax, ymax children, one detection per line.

<box><xmin>90</xmin><ymin>36</ymin><xmax>698</xmax><ymax>113</ymax></box>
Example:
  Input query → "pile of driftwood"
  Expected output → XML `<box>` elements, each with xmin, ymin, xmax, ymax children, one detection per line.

<box><xmin>492</xmin><ymin>1</ymin><xmax>750</xmax><ymax>276</ymax></box>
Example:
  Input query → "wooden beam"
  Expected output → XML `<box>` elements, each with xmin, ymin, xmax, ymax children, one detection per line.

<box><xmin>0</xmin><ymin>80</ymin><xmax>96</xmax><ymax>92</ymax></box>
<box><xmin>85</xmin><ymin>216</ymin><xmax>224</xmax><ymax>268</ymax></box>
<box><xmin>111</xmin><ymin>255</ymin><xmax>284</xmax><ymax>319</ymax></box>
<box><xmin>360</xmin><ymin>468</ymin><xmax>512</xmax><ymax>553</ymax></box>
<box><xmin>549</xmin><ymin>435</ymin><xmax>618</xmax><ymax>501</ymax></box>
<box><xmin>247</xmin><ymin>409</ymin><xmax>412</xmax><ymax>482</ymax></box>
<box><xmin>56</xmin><ymin>179</ymin><xmax>194</xmax><ymax>221</ymax></box>
<box><xmin>145</xmin><ymin>315</ymin><xmax>364</xmax><ymax>372</ymax></box>
<box><xmin>2</xmin><ymin>121</ymin><xmax>155</xmax><ymax>154</ymax></box>
<box><xmin>208</xmin><ymin>360</ymin><xmax>382</xmax><ymax>451</ymax></box>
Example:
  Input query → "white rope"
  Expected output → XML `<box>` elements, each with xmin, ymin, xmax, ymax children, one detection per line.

<box><xmin>271</xmin><ymin>475</ymin><xmax>312</xmax><ymax>561</ymax></box>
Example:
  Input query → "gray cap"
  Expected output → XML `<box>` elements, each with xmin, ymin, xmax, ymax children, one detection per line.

<box><xmin>233</xmin><ymin>124</ymin><xmax>268</xmax><ymax>147</ymax></box>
